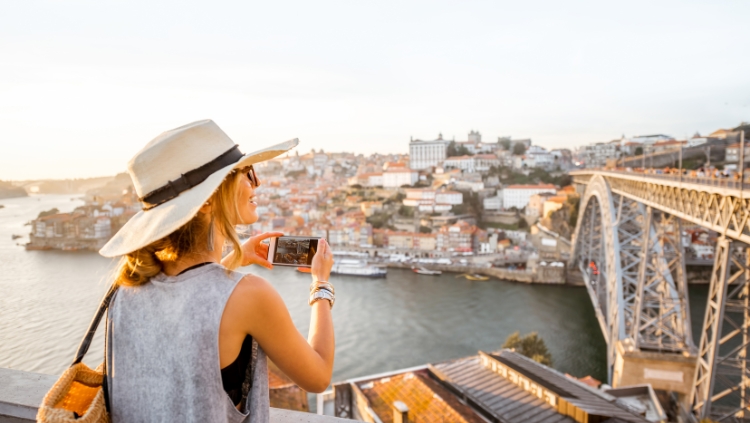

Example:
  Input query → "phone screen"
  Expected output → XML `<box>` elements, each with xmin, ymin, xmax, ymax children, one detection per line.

<box><xmin>272</xmin><ymin>236</ymin><xmax>319</xmax><ymax>267</ymax></box>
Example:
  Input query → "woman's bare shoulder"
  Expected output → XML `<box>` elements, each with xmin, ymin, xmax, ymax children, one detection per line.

<box><xmin>226</xmin><ymin>274</ymin><xmax>286</xmax><ymax>327</ymax></box>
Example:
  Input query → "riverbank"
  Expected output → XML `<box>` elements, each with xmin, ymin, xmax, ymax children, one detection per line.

<box><xmin>385</xmin><ymin>261</ymin><xmax>568</xmax><ymax>284</ymax></box>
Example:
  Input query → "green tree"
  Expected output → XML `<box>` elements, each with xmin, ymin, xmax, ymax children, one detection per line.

<box><xmin>502</xmin><ymin>331</ymin><xmax>553</xmax><ymax>366</ymax></box>
<box><xmin>419</xmin><ymin>225</ymin><xmax>432</xmax><ymax>233</ymax></box>
<box><xmin>567</xmin><ymin>195</ymin><xmax>580</xmax><ymax>228</ymax></box>
<box><xmin>37</xmin><ymin>208</ymin><xmax>59</xmax><ymax>218</ymax></box>
<box><xmin>512</xmin><ymin>143</ymin><xmax>526</xmax><ymax>155</ymax></box>
<box><xmin>366</xmin><ymin>212</ymin><xmax>390</xmax><ymax>229</ymax></box>
<box><xmin>634</xmin><ymin>146</ymin><xmax>643</xmax><ymax>156</ymax></box>
<box><xmin>399</xmin><ymin>205</ymin><xmax>415</xmax><ymax>217</ymax></box>
<box><xmin>499</xmin><ymin>139</ymin><xmax>511</xmax><ymax>151</ymax></box>
<box><xmin>447</xmin><ymin>141</ymin><xmax>472</xmax><ymax>157</ymax></box>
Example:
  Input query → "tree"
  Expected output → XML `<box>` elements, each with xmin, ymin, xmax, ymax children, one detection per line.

<box><xmin>419</xmin><ymin>225</ymin><xmax>432</xmax><ymax>233</ymax></box>
<box><xmin>447</xmin><ymin>141</ymin><xmax>472</xmax><ymax>157</ymax></box>
<box><xmin>502</xmin><ymin>331</ymin><xmax>553</xmax><ymax>366</ymax></box>
<box><xmin>399</xmin><ymin>205</ymin><xmax>415</xmax><ymax>217</ymax></box>
<box><xmin>38</xmin><ymin>208</ymin><xmax>59</xmax><ymax>218</ymax></box>
<box><xmin>512</xmin><ymin>143</ymin><xmax>526</xmax><ymax>156</ymax></box>
<box><xmin>634</xmin><ymin>146</ymin><xmax>643</xmax><ymax>156</ymax></box>
<box><xmin>499</xmin><ymin>139</ymin><xmax>511</xmax><ymax>151</ymax></box>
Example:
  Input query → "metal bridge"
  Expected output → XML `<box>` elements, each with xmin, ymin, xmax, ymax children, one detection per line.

<box><xmin>571</xmin><ymin>168</ymin><xmax>750</xmax><ymax>422</ymax></box>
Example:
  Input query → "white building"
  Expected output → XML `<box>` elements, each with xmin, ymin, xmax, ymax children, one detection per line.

<box><xmin>483</xmin><ymin>195</ymin><xmax>503</xmax><ymax>211</ymax></box>
<box><xmin>348</xmin><ymin>172</ymin><xmax>384</xmax><ymax>187</ymax></box>
<box><xmin>501</xmin><ymin>184</ymin><xmax>557</xmax><ymax>210</ymax></box>
<box><xmin>580</xmin><ymin>142</ymin><xmax>619</xmax><ymax>168</ymax></box>
<box><xmin>403</xmin><ymin>189</ymin><xmax>462</xmax><ymax>212</ymax></box>
<box><xmin>409</xmin><ymin>135</ymin><xmax>450</xmax><ymax>170</ymax></box>
<box><xmin>628</xmin><ymin>134</ymin><xmax>674</xmax><ymax>145</ymax></box>
<box><xmin>443</xmin><ymin>154</ymin><xmax>500</xmax><ymax>173</ymax></box>
<box><xmin>383</xmin><ymin>168</ymin><xmax>418</xmax><ymax>188</ymax></box>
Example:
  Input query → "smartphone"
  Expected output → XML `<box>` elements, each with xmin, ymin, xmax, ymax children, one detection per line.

<box><xmin>268</xmin><ymin>236</ymin><xmax>321</xmax><ymax>267</ymax></box>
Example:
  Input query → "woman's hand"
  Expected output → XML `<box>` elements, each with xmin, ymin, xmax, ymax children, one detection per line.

<box><xmin>240</xmin><ymin>232</ymin><xmax>284</xmax><ymax>269</ymax></box>
<box><xmin>309</xmin><ymin>238</ymin><xmax>334</xmax><ymax>282</ymax></box>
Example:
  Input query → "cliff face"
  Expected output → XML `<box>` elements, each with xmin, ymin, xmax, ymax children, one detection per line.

<box><xmin>0</xmin><ymin>181</ymin><xmax>28</xmax><ymax>199</ymax></box>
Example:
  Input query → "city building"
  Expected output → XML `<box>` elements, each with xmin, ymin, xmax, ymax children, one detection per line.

<box><xmin>454</xmin><ymin>130</ymin><xmax>497</xmax><ymax>155</ymax></box>
<box><xmin>725</xmin><ymin>143</ymin><xmax>750</xmax><ymax>163</ymax></box>
<box><xmin>628</xmin><ymin>134</ymin><xmax>674</xmax><ymax>145</ymax></box>
<box><xmin>483</xmin><ymin>194</ymin><xmax>502</xmax><ymax>211</ymax></box>
<box><xmin>580</xmin><ymin>141</ymin><xmax>619</xmax><ymax>168</ymax></box>
<box><xmin>502</xmin><ymin>184</ymin><xmax>557</xmax><ymax>210</ymax></box>
<box><xmin>360</xmin><ymin>201</ymin><xmax>383</xmax><ymax>217</ymax></box>
<box><xmin>526</xmin><ymin>192</ymin><xmax>556</xmax><ymax>219</ymax></box>
<box><xmin>348</xmin><ymin>172</ymin><xmax>383</xmax><ymax>187</ymax></box>
<box><xmin>382</xmin><ymin>168</ymin><xmax>418</xmax><ymax>188</ymax></box>
<box><xmin>650</xmin><ymin>139</ymin><xmax>686</xmax><ymax>153</ymax></box>
<box><xmin>436</xmin><ymin>220</ymin><xmax>476</xmax><ymax>252</ymax></box>
<box><xmin>443</xmin><ymin>154</ymin><xmax>500</xmax><ymax>172</ymax></box>
<box><xmin>403</xmin><ymin>188</ymin><xmax>462</xmax><ymax>212</ymax></box>
<box><xmin>409</xmin><ymin>134</ymin><xmax>450</xmax><ymax>170</ymax></box>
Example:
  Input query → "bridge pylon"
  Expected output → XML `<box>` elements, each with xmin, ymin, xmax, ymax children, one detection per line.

<box><xmin>690</xmin><ymin>238</ymin><xmax>750</xmax><ymax>422</ymax></box>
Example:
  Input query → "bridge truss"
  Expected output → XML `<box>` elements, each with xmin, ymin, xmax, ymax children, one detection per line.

<box><xmin>572</xmin><ymin>173</ymin><xmax>750</xmax><ymax>421</ymax></box>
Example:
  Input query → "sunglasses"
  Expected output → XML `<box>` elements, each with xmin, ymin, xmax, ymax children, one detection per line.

<box><xmin>246</xmin><ymin>165</ymin><xmax>261</xmax><ymax>188</ymax></box>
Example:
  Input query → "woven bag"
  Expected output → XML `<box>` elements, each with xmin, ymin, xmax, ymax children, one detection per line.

<box><xmin>37</xmin><ymin>284</ymin><xmax>118</xmax><ymax>423</ymax></box>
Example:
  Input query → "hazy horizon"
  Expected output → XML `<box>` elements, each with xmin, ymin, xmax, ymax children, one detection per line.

<box><xmin>1</xmin><ymin>0</ymin><xmax>749</xmax><ymax>180</ymax></box>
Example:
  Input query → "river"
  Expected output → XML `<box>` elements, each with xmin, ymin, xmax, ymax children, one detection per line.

<box><xmin>2</xmin><ymin>194</ymin><xmax>708</xmax><ymax>385</ymax></box>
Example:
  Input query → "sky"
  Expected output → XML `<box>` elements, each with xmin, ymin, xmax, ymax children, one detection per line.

<box><xmin>1</xmin><ymin>0</ymin><xmax>749</xmax><ymax>180</ymax></box>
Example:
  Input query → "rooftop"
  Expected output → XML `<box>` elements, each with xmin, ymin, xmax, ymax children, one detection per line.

<box><xmin>357</xmin><ymin>370</ymin><xmax>485</xmax><ymax>423</ymax></box>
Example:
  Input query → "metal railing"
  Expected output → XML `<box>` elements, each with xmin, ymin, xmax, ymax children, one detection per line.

<box><xmin>575</xmin><ymin>168</ymin><xmax>750</xmax><ymax>191</ymax></box>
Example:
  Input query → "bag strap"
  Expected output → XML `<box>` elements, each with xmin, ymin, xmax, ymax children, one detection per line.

<box><xmin>72</xmin><ymin>283</ymin><xmax>119</xmax><ymax>366</ymax></box>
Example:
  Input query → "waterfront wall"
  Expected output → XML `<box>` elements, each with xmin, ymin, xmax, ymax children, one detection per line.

<box><xmin>0</xmin><ymin>367</ymin><xmax>354</xmax><ymax>423</ymax></box>
<box><xmin>386</xmin><ymin>262</ymin><xmax>567</xmax><ymax>284</ymax></box>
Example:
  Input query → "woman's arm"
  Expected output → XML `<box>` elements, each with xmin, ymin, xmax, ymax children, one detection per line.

<box><xmin>222</xmin><ymin>239</ymin><xmax>335</xmax><ymax>393</ymax></box>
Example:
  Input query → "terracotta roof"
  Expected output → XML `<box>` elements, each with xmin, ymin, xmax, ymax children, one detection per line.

<box><xmin>268</xmin><ymin>362</ymin><xmax>309</xmax><ymax>412</ymax></box>
<box><xmin>359</xmin><ymin>370</ymin><xmax>485</xmax><ymax>423</ymax></box>
<box><xmin>544</xmin><ymin>196</ymin><xmax>566</xmax><ymax>204</ymax></box>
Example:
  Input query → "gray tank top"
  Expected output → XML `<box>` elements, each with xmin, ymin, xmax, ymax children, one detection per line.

<box><xmin>106</xmin><ymin>263</ymin><xmax>270</xmax><ymax>423</ymax></box>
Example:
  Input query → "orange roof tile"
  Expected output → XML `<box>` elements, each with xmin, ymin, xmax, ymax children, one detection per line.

<box><xmin>360</xmin><ymin>371</ymin><xmax>485</xmax><ymax>423</ymax></box>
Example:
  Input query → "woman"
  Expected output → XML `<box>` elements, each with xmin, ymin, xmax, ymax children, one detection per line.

<box><xmin>99</xmin><ymin>120</ymin><xmax>335</xmax><ymax>422</ymax></box>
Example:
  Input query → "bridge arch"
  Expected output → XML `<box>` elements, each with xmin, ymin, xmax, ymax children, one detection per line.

<box><xmin>572</xmin><ymin>173</ymin><xmax>695</xmax><ymax>386</ymax></box>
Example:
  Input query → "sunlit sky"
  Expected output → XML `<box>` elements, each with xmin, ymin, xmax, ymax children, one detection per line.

<box><xmin>1</xmin><ymin>1</ymin><xmax>749</xmax><ymax>180</ymax></box>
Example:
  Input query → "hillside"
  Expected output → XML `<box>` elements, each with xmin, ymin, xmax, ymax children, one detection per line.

<box><xmin>0</xmin><ymin>181</ymin><xmax>28</xmax><ymax>199</ymax></box>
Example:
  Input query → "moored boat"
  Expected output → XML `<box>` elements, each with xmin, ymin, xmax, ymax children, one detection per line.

<box><xmin>332</xmin><ymin>259</ymin><xmax>387</xmax><ymax>278</ymax></box>
<box><xmin>412</xmin><ymin>266</ymin><xmax>442</xmax><ymax>276</ymax></box>
<box><xmin>456</xmin><ymin>273</ymin><xmax>489</xmax><ymax>281</ymax></box>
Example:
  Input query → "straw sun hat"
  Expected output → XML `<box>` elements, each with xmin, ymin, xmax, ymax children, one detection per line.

<box><xmin>99</xmin><ymin>119</ymin><xmax>298</xmax><ymax>258</ymax></box>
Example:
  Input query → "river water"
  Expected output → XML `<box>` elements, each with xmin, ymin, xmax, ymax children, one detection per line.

<box><xmin>2</xmin><ymin>194</ymin><xmax>708</xmax><ymax>385</ymax></box>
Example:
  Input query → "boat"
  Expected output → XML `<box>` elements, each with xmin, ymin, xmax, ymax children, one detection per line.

<box><xmin>412</xmin><ymin>266</ymin><xmax>442</xmax><ymax>276</ymax></box>
<box><xmin>11</xmin><ymin>234</ymin><xmax>22</xmax><ymax>240</ymax></box>
<box><xmin>456</xmin><ymin>273</ymin><xmax>490</xmax><ymax>281</ymax></box>
<box><xmin>466</xmin><ymin>274</ymin><xmax>489</xmax><ymax>281</ymax></box>
<box><xmin>331</xmin><ymin>259</ymin><xmax>387</xmax><ymax>278</ymax></box>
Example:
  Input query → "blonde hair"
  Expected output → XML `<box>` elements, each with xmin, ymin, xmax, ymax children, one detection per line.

<box><xmin>115</xmin><ymin>170</ymin><xmax>246</xmax><ymax>287</ymax></box>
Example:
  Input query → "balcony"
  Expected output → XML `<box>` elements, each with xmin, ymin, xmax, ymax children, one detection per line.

<box><xmin>0</xmin><ymin>367</ymin><xmax>354</xmax><ymax>423</ymax></box>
